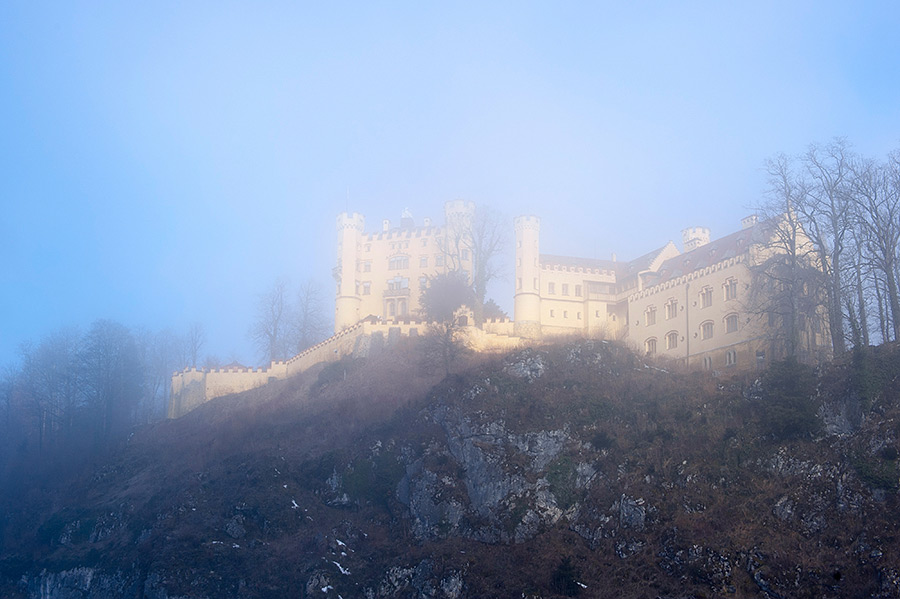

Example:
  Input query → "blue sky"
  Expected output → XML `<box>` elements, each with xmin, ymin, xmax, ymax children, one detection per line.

<box><xmin>2</xmin><ymin>1</ymin><xmax>899</xmax><ymax>367</ymax></box>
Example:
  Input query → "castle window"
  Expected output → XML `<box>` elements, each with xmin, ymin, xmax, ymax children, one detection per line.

<box><xmin>419</xmin><ymin>276</ymin><xmax>427</xmax><ymax>287</ymax></box>
<box><xmin>666</xmin><ymin>331</ymin><xmax>678</xmax><ymax>350</ymax></box>
<box><xmin>387</xmin><ymin>276</ymin><xmax>409</xmax><ymax>290</ymax></box>
<box><xmin>595</xmin><ymin>310</ymin><xmax>600</xmax><ymax>318</ymax></box>
<box><xmin>665</xmin><ymin>299</ymin><xmax>678</xmax><ymax>320</ymax></box>
<box><xmin>435</xmin><ymin>255</ymin><xmax>444</xmax><ymax>267</ymax></box>
<box><xmin>533</xmin><ymin>278</ymin><xmax>537</xmax><ymax>290</ymax></box>
<box><xmin>577</xmin><ymin>312</ymin><xmax>582</xmax><ymax>320</ymax></box>
<box><xmin>398</xmin><ymin>299</ymin><xmax>408</xmax><ymax>315</ymax></box>
<box><xmin>550</xmin><ymin>309</ymin><xmax>555</xmax><ymax>318</ymax></box>
<box><xmin>701</xmin><ymin>321</ymin><xmax>714</xmax><ymax>340</ymax></box>
<box><xmin>563</xmin><ymin>311</ymin><xmax>568</xmax><ymax>318</ymax></box>
<box><xmin>725</xmin><ymin>349</ymin><xmax>737</xmax><ymax>367</ymax></box>
<box><xmin>700</xmin><ymin>286</ymin><xmax>713</xmax><ymax>308</ymax></box>
<box><xmin>703</xmin><ymin>356</ymin><xmax>713</xmax><ymax>370</ymax></box>
<box><xmin>389</xmin><ymin>256</ymin><xmax>409</xmax><ymax>270</ymax></box>
<box><xmin>575</xmin><ymin>285</ymin><xmax>582</xmax><ymax>297</ymax></box>
<box><xmin>724</xmin><ymin>278</ymin><xmax>737</xmax><ymax>301</ymax></box>
<box><xmin>645</xmin><ymin>338</ymin><xmax>657</xmax><ymax>355</ymax></box>
<box><xmin>562</xmin><ymin>284</ymin><xmax>569</xmax><ymax>296</ymax></box>
<box><xmin>548</xmin><ymin>282</ymin><xmax>556</xmax><ymax>295</ymax></box>
<box><xmin>362</xmin><ymin>282</ymin><xmax>371</xmax><ymax>295</ymax></box>
<box><xmin>420</xmin><ymin>256</ymin><xmax>428</xmax><ymax>268</ymax></box>
<box><xmin>645</xmin><ymin>306</ymin><xmax>657</xmax><ymax>326</ymax></box>
<box><xmin>363</xmin><ymin>261</ymin><xmax>371</xmax><ymax>273</ymax></box>
<box><xmin>387</xmin><ymin>300</ymin><xmax>396</xmax><ymax>317</ymax></box>
<box><xmin>725</xmin><ymin>313</ymin><xmax>738</xmax><ymax>333</ymax></box>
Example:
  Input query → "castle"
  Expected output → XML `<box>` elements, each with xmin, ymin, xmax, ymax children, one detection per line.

<box><xmin>169</xmin><ymin>201</ymin><xmax>827</xmax><ymax>417</ymax></box>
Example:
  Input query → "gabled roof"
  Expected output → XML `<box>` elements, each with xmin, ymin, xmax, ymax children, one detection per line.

<box><xmin>646</xmin><ymin>223</ymin><xmax>762</xmax><ymax>285</ymax></box>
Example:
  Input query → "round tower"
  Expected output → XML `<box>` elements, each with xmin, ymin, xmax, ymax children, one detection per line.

<box><xmin>514</xmin><ymin>215</ymin><xmax>541</xmax><ymax>339</ymax></box>
<box><xmin>335</xmin><ymin>212</ymin><xmax>365</xmax><ymax>331</ymax></box>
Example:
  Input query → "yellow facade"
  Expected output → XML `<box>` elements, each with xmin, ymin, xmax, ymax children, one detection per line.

<box><xmin>334</xmin><ymin>201</ymin><xmax>475</xmax><ymax>331</ymax></box>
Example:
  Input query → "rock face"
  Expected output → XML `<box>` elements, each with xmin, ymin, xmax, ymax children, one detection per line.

<box><xmin>4</xmin><ymin>341</ymin><xmax>900</xmax><ymax>599</ymax></box>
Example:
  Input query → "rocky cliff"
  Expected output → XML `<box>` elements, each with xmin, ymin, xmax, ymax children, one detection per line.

<box><xmin>2</xmin><ymin>340</ymin><xmax>899</xmax><ymax>598</ymax></box>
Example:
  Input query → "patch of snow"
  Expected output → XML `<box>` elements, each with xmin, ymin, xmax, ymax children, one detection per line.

<box><xmin>322</xmin><ymin>585</ymin><xmax>332</xmax><ymax>592</ymax></box>
<box><xmin>232</xmin><ymin>543</ymin><xmax>240</xmax><ymax>548</ymax></box>
<box><xmin>332</xmin><ymin>561</ymin><xmax>351</xmax><ymax>575</ymax></box>
<box><xmin>292</xmin><ymin>500</ymin><xmax>300</xmax><ymax>509</ymax></box>
<box><xmin>577</xmin><ymin>581</ymin><xmax>587</xmax><ymax>588</ymax></box>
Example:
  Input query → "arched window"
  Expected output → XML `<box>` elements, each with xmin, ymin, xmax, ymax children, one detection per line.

<box><xmin>645</xmin><ymin>306</ymin><xmax>657</xmax><ymax>326</ymax></box>
<box><xmin>386</xmin><ymin>299</ymin><xmax>396</xmax><ymax>318</ymax></box>
<box><xmin>700</xmin><ymin>286</ymin><xmax>713</xmax><ymax>308</ymax></box>
<box><xmin>389</xmin><ymin>255</ymin><xmax>410</xmax><ymax>270</ymax></box>
<box><xmin>725</xmin><ymin>313</ymin><xmax>739</xmax><ymax>333</ymax></box>
<box><xmin>666</xmin><ymin>331</ymin><xmax>679</xmax><ymax>350</ymax></box>
<box><xmin>398</xmin><ymin>299</ymin><xmax>407</xmax><ymax>316</ymax></box>
<box><xmin>701</xmin><ymin>321</ymin><xmax>714</xmax><ymax>340</ymax></box>
<box><xmin>703</xmin><ymin>356</ymin><xmax>713</xmax><ymax>370</ymax></box>
<box><xmin>645</xmin><ymin>338</ymin><xmax>657</xmax><ymax>355</ymax></box>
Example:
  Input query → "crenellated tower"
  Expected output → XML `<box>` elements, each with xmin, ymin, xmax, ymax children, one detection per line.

<box><xmin>514</xmin><ymin>215</ymin><xmax>541</xmax><ymax>339</ymax></box>
<box><xmin>334</xmin><ymin>212</ymin><xmax>365</xmax><ymax>331</ymax></box>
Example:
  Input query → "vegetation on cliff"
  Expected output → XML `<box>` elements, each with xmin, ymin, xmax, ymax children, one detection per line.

<box><xmin>1</xmin><ymin>338</ymin><xmax>900</xmax><ymax>598</ymax></box>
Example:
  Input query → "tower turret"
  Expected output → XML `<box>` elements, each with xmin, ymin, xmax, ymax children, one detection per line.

<box><xmin>335</xmin><ymin>212</ymin><xmax>365</xmax><ymax>331</ymax></box>
<box><xmin>514</xmin><ymin>215</ymin><xmax>541</xmax><ymax>339</ymax></box>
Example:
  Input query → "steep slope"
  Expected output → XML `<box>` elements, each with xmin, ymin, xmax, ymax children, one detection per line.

<box><xmin>1</xmin><ymin>339</ymin><xmax>899</xmax><ymax>598</ymax></box>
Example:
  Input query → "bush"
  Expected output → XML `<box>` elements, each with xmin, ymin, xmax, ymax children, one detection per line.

<box><xmin>758</xmin><ymin>359</ymin><xmax>821</xmax><ymax>441</ymax></box>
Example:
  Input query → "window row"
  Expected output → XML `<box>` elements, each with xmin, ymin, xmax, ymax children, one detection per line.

<box><xmin>548</xmin><ymin>309</ymin><xmax>582</xmax><ymax>320</ymax></box>
<box><xmin>546</xmin><ymin>282</ymin><xmax>583</xmax><ymax>297</ymax></box>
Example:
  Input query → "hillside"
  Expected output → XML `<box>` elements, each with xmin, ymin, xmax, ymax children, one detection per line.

<box><xmin>1</xmin><ymin>339</ymin><xmax>900</xmax><ymax>598</ymax></box>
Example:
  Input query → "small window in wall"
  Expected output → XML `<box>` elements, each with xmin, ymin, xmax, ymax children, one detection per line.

<box><xmin>666</xmin><ymin>331</ymin><xmax>678</xmax><ymax>350</ymax></box>
<box><xmin>645</xmin><ymin>306</ymin><xmax>657</xmax><ymax>326</ymax></box>
<box><xmin>703</xmin><ymin>356</ymin><xmax>713</xmax><ymax>370</ymax></box>
<box><xmin>550</xmin><ymin>309</ymin><xmax>555</xmax><ymax>318</ymax></box>
<box><xmin>562</xmin><ymin>283</ymin><xmax>569</xmax><ymax>296</ymax></box>
<box><xmin>563</xmin><ymin>311</ymin><xmax>568</xmax><ymax>318</ymax></box>
<box><xmin>724</xmin><ymin>278</ymin><xmax>737</xmax><ymax>301</ymax></box>
<box><xmin>575</xmin><ymin>285</ymin><xmax>582</xmax><ymax>297</ymax></box>
<box><xmin>725</xmin><ymin>313</ymin><xmax>738</xmax><ymax>333</ymax></box>
<box><xmin>435</xmin><ymin>255</ymin><xmax>444</xmax><ymax>266</ymax></box>
<box><xmin>725</xmin><ymin>349</ymin><xmax>737</xmax><ymax>366</ymax></box>
<box><xmin>419</xmin><ymin>276</ymin><xmax>427</xmax><ymax>287</ymax></box>
<box><xmin>533</xmin><ymin>278</ymin><xmax>538</xmax><ymax>290</ymax></box>
<box><xmin>645</xmin><ymin>338</ymin><xmax>657</xmax><ymax>355</ymax></box>
<box><xmin>548</xmin><ymin>282</ymin><xmax>556</xmax><ymax>295</ymax></box>
<box><xmin>420</xmin><ymin>256</ymin><xmax>428</xmax><ymax>268</ymax></box>
<box><xmin>701</xmin><ymin>321</ymin><xmax>714</xmax><ymax>340</ymax></box>
<box><xmin>595</xmin><ymin>310</ymin><xmax>600</xmax><ymax>318</ymax></box>
<box><xmin>362</xmin><ymin>282</ymin><xmax>371</xmax><ymax>295</ymax></box>
<box><xmin>577</xmin><ymin>312</ymin><xmax>582</xmax><ymax>320</ymax></box>
<box><xmin>665</xmin><ymin>299</ymin><xmax>678</xmax><ymax>320</ymax></box>
<box><xmin>398</xmin><ymin>299</ymin><xmax>408</xmax><ymax>315</ymax></box>
<box><xmin>363</xmin><ymin>261</ymin><xmax>372</xmax><ymax>272</ymax></box>
<box><xmin>700</xmin><ymin>286</ymin><xmax>713</xmax><ymax>308</ymax></box>
<box><xmin>387</xmin><ymin>300</ymin><xmax>396</xmax><ymax>317</ymax></box>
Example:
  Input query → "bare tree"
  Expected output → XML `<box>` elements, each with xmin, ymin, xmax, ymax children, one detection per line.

<box><xmin>795</xmin><ymin>138</ymin><xmax>854</xmax><ymax>355</ymax></box>
<box><xmin>850</xmin><ymin>153</ymin><xmax>900</xmax><ymax>341</ymax></box>
<box><xmin>292</xmin><ymin>279</ymin><xmax>329</xmax><ymax>353</ymax></box>
<box><xmin>419</xmin><ymin>271</ymin><xmax>474</xmax><ymax>375</ymax></box>
<box><xmin>750</xmin><ymin>155</ymin><xmax>828</xmax><ymax>361</ymax></box>
<box><xmin>439</xmin><ymin>204</ymin><xmax>507</xmax><ymax>328</ymax></box>
<box><xmin>184</xmin><ymin>322</ymin><xmax>206</xmax><ymax>369</ymax></box>
<box><xmin>250</xmin><ymin>278</ymin><xmax>293</xmax><ymax>363</ymax></box>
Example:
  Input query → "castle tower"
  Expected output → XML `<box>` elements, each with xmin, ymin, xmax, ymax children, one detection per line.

<box><xmin>682</xmin><ymin>226</ymin><xmax>711</xmax><ymax>252</ymax></box>
<box><xmin>514</xmin><ymin>215</ymin><xmax>541</xmax><ymax>339</ymax></box>
<box><xmin>335</xmin><ymin>212</ymin><xmax>365</xmax><ymax>331</ymax></box>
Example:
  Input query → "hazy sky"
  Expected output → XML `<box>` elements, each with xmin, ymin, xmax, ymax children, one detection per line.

<box><xmin>2</xmin><ymin>2</ymin><xmax>899</xmax><ymax>368</ymax></box>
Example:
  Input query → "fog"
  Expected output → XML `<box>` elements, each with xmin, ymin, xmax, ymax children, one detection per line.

<box><xmin>2</xmin><ymin>2</ymin><xmax>899</xmax><ymax>368</ymax></box>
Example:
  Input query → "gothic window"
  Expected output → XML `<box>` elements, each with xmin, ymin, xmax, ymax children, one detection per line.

<box><xmin>562</xmin><ymin>284</ymin><xmax>569</xmax><ymax>296</ymax></box>
<box><xmin>563</xmin><ymin>311</ymin><xmax>568</xmax><ymax>318</ymax></box>
<box><xmin>666</xmin><ymin>331</ymin><xmax>678</xmax><ymax>350</ymax></box>
<box><xmin>700</xmin><ymin>286</ymin><xmax>713</xmax><ymax>308</ymax></box>
<box><xmin>362</xmin><ymin>282</ymin><xmax>371</xmax><ymax>295</ymax></box>
<box><xmin>724</xmin><ymin>278</ymin><xmax>737</xmax><ymax>301</ymax></box>
<box><xmin>435</xmin><ymin>255</ymin><xmax>444</xmax><ymax>267</ymax></box>
<box><xmin>389</xmin><ymin>256</ymin><xmax>409</xmax><ymax>270</ymax></box>
<box><xmin>645</xmin><ymin>338</ymin><xmax>657</xmax><ymax>355</ymax></box>
<box><xmin>725</xmin><ymin>349</ymin><xmax>737</xmax><ymax>366</ymax></box>
<box><xmin>645</xmin><ymin>306</ymin><xmax>657</xmax><ymax>326</ymax></box>
<box><xmin>701</xmin><ymin>321</ymin><xmax>714</xmax><ymax>340</ymax></box>
<box><xmin>548</xmin><ymin>282</ymin><xmax>556</xmax><ymax>295</ymax></box>
<box><xmin>725</xmin><ymin>313</ymin><xmax>738</xmax><ymax>333</ymax></box>
<box><xmin>419</xmin><ymin>256</ymin><xmax>428</xmax><ymax>268</ymax></box>
<box><xmin>703</xmin><ymin>356</ymin><xmax>713</xmax><ymax>370</ymax></box>
<box><xmin>575</xmin><ymin>285</ymin><xmax>582</xmax><ymax>297</ymax></box>
<box><xmin>665</xmin><ymin>299</ymin><xmax>678</xmax><ymax>320</ymax></box>
<box><xmin>550</xmin><ymin>309</ymin><xmax>555</xmax><ymax>318</ymax></box>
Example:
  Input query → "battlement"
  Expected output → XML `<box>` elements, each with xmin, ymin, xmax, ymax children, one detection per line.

<box><xmin>337</xmin><ymin>212</ymin><xmax>366</xmax><ymax>232</ymax></box>
<box><xmin>514</xmin><ymin>215</ymin><xmax>541</xmax><ymax>232</ymax></box>
<box><xmin>682</xmin><ymin>226</ymin><xmax>711</xmax><ymax>252</ymax></box>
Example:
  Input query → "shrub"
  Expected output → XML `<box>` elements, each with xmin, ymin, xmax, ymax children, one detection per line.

<box><xmin>758</xmin><ymin>359</ymin><xmax>821</xmax><ymax>441</ymax></box>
